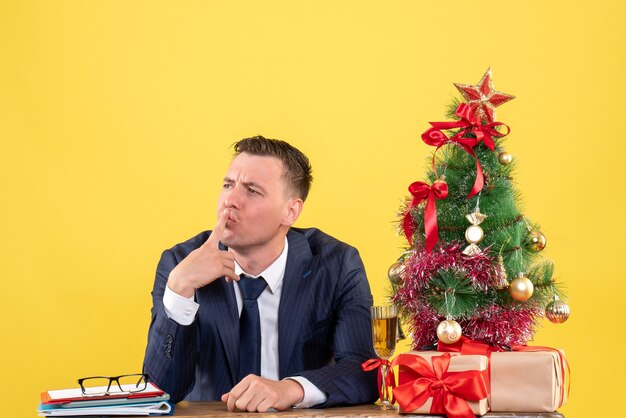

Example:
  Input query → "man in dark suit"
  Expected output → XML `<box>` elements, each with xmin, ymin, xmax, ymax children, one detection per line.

<box><xmin>143</xmin><ymin>135</ymin><xmax>378</xmax><ymax>411</ymax></box>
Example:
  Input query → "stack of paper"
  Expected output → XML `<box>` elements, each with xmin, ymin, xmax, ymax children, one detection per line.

<box><xmin>37</xmin><ymin>382</ymin><xmax>172</xmax><ymax>416</ymax></box>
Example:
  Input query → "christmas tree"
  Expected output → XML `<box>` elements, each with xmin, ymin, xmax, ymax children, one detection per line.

<box><xmin>391</xmin><ymin>69</ymin><xmax>570</xmax><ymax>351</ymax></box>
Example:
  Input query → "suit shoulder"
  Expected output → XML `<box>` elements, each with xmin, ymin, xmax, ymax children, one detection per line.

<box><xmin>291</xmin><ymin>227</ymin><xmax>358</xmax><ymax>256</ymax></box>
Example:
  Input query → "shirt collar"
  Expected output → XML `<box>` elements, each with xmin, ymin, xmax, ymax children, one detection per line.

<box><xmin>233</xmin><ymin>236</ymin><xmax>288</xmax><ymax>294</ymax></box>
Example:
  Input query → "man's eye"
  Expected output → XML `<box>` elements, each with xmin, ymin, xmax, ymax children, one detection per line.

<box><xmin>223</xmin><ymin>183</ymin><xmax>233</xmax><ymax>189</ymax></box>
<box><xmin>247</xmin><ymin>187</ymin><xmax>258</xmax><ymax>194</ymax></box>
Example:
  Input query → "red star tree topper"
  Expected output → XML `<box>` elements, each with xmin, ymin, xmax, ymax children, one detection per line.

<box><xmin>454</xmin><ymin>68</ymin><xmax>515</xmax><ymax>123</ymax></box>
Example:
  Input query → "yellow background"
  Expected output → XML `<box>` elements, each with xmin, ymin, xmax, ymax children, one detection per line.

<box><xmin>1</xmin><ymin>1</ymin><xmax>624</xmax><ymax>416</ymax></box>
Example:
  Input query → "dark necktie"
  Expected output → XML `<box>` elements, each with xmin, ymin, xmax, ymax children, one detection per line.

<box><xmin>237</xmin><ymin>275</ymin><xmax>267</xmax><ymax>381</ymax></box>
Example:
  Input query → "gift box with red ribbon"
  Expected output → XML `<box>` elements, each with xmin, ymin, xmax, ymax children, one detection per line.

<box><xmin>489</xmin><ymin>349</ymin><xmax>567</xmax><ymax>412</ymax></box>
<box><xmin>394</xmin><ymin>347</ymin><xmax>568</xmax><ymax>415</ymax></box>
<box><xmin>392</xmin><ymin>352</ymin><xmax>489</xmax><ymax>417</ymax></box>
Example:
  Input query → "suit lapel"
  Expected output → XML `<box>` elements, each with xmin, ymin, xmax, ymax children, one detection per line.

<box><xmin>201</xmin><ymin>242</ymin><xmax>240</xmax><ymax>386</ymax></box>
<box><xmin>278</xmin><ymin>229</ymin><xmax>317</xmax><ymax>378</ymax></box>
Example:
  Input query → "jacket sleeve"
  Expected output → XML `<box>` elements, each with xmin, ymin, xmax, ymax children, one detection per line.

<box><xmin>297</xmin><ymin>247</ymin><xmax>379</xmax><ymax>407</ymax></box>
<box><xmin>142</xmin><ymin>249</ymin><xmax>199</xmax><ymax>403</ymax></box>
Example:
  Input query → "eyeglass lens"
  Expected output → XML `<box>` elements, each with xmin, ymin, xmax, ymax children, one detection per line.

<box><xmin>80</xmin><ymin>374</ymin><xmax>148</xmax><ymax>396</ymax></box>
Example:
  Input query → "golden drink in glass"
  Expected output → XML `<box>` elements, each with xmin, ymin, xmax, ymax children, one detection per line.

<box><xmin>372</xmin><ymin>316</ymin><xmax>398</xmax><ymax>358</ymax></box>
<box><xmin>371</xmin><ymin>305</ymin><xmax>398</xmax><ymax>409</ymax></box>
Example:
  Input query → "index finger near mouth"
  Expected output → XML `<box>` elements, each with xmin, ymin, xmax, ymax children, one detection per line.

<box><xmin>205</xmin><ymin>209</ymin><xmax>230</xmax><ymax>248</ymax></box>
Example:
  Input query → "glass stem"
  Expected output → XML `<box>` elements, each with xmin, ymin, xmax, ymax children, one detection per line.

<box><xmin>380</xmin><ymin>362</ymin><xmax>390</xmax><ymax>406</ymax></box>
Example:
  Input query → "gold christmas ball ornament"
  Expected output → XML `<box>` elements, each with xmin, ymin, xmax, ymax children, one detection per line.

<box><xmin>436</xmin><ymin>319</ymin><xmax>462</xmax><ymax>344</ymax></box>
<box><xmin>545</xmin><ymin>296</ymin><xmax>570</xmax><ymax>323</ymax></box>
<box><xmin>509</xmin><ymin>273</ymin><xmax>534</xmax><ymax>301</ymax></box>
<box><xmin>387</xmin><ymin>261</ymin><xmax>406</xmax><ymax>285</ymax></box>
<box><xmin>498</xmin><ymin>151</ymin><xmax>513</xmax><ymax>165</ymax></box>
<box><xmin>528</xmin><ymin>230</ymin><xmax>547</xmax><ymax>252</ymax></box>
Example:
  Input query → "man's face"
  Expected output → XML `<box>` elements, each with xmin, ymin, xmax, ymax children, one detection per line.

<box><xmin>217</xmin><ymin>152</ymin><xmax>300</xmax><ymax>252</ymax></box>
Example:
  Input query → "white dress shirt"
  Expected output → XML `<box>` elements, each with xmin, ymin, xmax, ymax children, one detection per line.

<box><xmin>163</xmin><ymin>237</ymin><xmax>327</xmax><ymax>408</ymax></box>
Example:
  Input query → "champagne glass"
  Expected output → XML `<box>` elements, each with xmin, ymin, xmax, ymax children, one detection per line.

<box><xmin>371</xmin><ymin>305</ymin><xmax>398</xmax><ymax>409</ymax></box>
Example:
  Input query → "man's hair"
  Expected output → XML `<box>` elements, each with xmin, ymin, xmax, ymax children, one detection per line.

<box><xmin>233</xmin><ymin>135</ymin><xmax>313</xmax><ymax>201</ymax></box>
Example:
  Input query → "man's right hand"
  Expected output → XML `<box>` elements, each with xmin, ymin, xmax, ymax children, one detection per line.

<box><xmin>167</xmin><ymin>209</ymin><xmax>239</xmax><ymax>298</ymax></box>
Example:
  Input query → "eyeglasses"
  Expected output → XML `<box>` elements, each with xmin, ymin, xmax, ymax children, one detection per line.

<box><xmin>78</xmin><ymin>374</ymin><xmax>149</xmax><ymax>396</ymax></box>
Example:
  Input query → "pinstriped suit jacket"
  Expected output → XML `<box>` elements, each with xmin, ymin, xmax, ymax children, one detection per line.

<box><xmin>142</xmin><ymin>227</ymin><xmax>378</xmax><ymax>406</ymax></box>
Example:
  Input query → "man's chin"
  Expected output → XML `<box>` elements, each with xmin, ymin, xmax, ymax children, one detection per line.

<box><xmin>219</xmin><ymin>236</ymin><xmax>234</xmax><ymax>248</ymax></box>
<box><xmin>219</xmin><ymin>233</ymin><xmax>240</xmax><ymax>250</ymax></box>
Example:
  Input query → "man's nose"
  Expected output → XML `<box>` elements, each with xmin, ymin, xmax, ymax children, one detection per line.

<box><xmin>224</xmin><ymin>184</ymin><xmax>243</xmax><ymax>208</ymax></box>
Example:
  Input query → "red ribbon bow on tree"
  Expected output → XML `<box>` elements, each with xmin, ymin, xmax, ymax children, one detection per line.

<box><xmin>421</xmin><ymin>103</ymin><xmax>510</xmax><ymax>198</ymax></box>
<box><xmin>391</xmin><ymin>353</ymin><xmax>488</xmax><ymax>418</ymax></box>
<box><xmin>403</xmin><ymin>179</ymin><xmax>448</xmax><ymax>251</ymax></box>
<box><xmin>361</xmin><ymin>358</ymin><xmax>396</xmax><ymax>404</ymax></box>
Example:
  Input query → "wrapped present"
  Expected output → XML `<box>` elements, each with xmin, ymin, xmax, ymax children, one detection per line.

<box><xmin>490</xmin><ymin>349</ymin><xmax>567</xmax><ymax>412</ymax></box>
<box><xmin>437</xmin><ymin>339</ymin><xmax>569</xmax><ymax>413</ymax></box>
<box><xmin>392</xmin><ymin>352</ymin><xmax>489</xmax><ymax>418</ymax></box>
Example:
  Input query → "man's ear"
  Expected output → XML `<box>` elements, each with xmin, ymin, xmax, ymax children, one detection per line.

<box><xmin>283</xmin><ymin>198</ymin><xmax>304</xmax><ymax>227</ymax></box>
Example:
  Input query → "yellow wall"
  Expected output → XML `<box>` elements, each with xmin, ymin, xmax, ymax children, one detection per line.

<box><xmin>1</xmin><ymin>1</ymin><xmax>624</xmax><ymax>416</ymax></box>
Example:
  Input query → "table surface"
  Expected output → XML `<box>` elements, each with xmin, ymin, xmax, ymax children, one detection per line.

<box><xmin>171</xmin><ymin>402</ymin><xmax>564</xmax><ymax>418</ymax></box>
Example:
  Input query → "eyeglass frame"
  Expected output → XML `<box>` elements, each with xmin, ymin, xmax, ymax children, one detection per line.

<box><xmin>78</xmin><ymin>373</ymin><xmax>150</xmax><ymax>396</ymax></box>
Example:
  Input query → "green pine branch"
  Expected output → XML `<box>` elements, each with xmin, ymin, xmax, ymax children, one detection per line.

<box><xmin>426</xmin><ymin>268</ymin><xmax>480</xmax><ymax>317</ymax></box>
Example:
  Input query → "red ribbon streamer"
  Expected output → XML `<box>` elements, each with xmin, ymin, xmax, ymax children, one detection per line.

<box><xmin>391</xmin><ymin>353</ymin><xmax>488</xmax><ymax>418</ymax></box>
<box><xmin>437</xmin><ymin>336</ymin><xmax>496</xmax><ymax>356</ymax></box>
<box><xmin>403</xmin><ymin>180</ymin><xmax>448</xmax><ymax>251</ymax></box>
<box><xmin>362</xmin><ymin>358</ymin><xmax>396</xmax><ymax>404</ymax></box>
<box><xmin>421</xmin><ymin>103</ymin><xmax>510</xmax><ymax>198</ymax></box>
<box><xmin>437</xmin><ymin>336</ymin><xmax>496</xmax><ymax>395</ymax></box>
